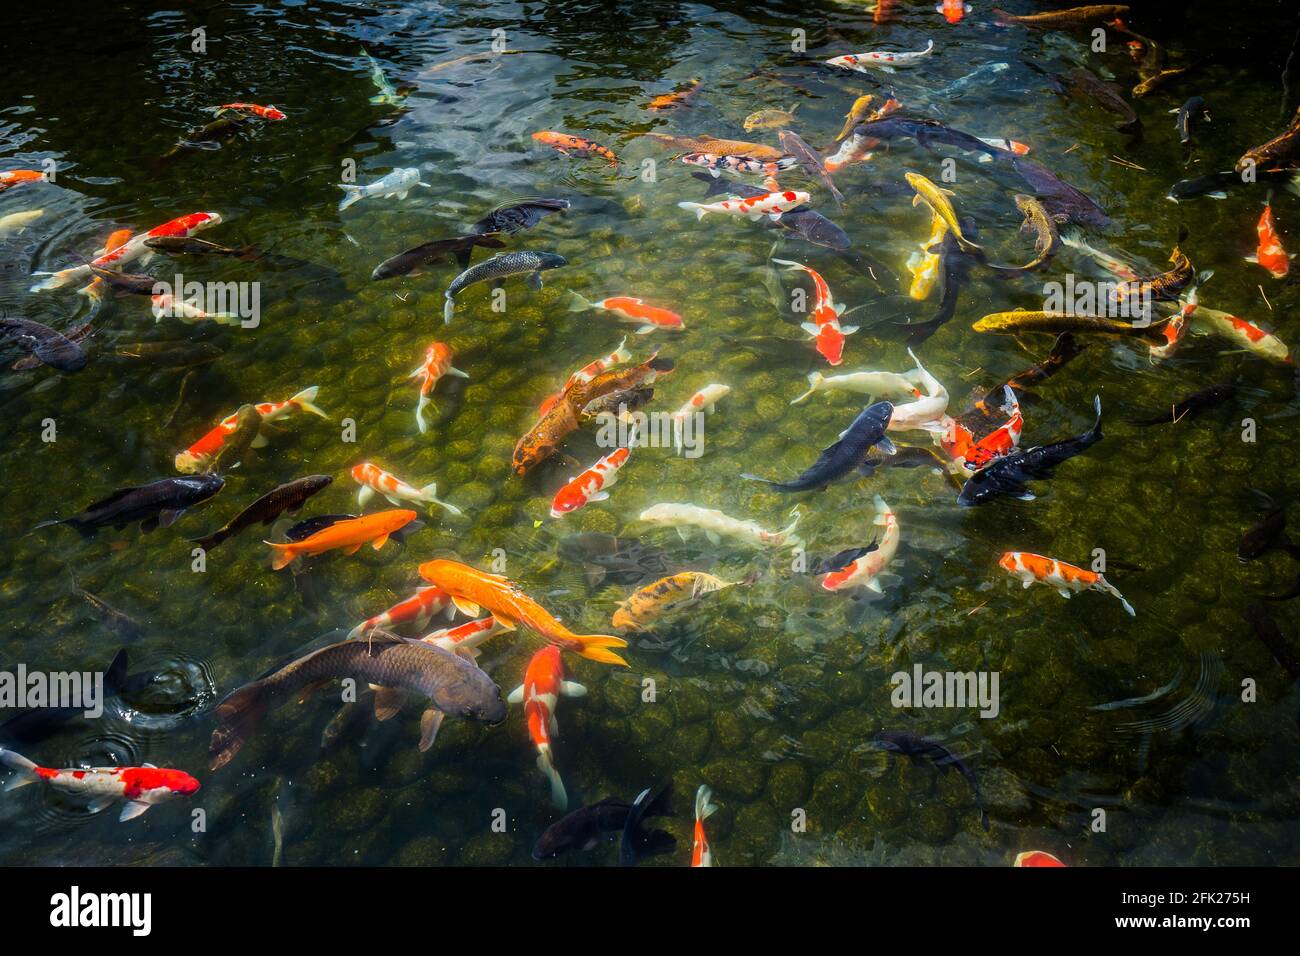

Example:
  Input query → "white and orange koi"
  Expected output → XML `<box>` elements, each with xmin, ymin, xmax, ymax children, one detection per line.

<box><xmin>32</xmin><ymin>211</ymin><xmax>222</xmax><ymax>292</ymax></box>
<box><xmin>976</xmin><ymin>136</ymin><xmax>1031</xmax><ymax>162</ymax></box>
<box><xmin>827</xmin><ymin>40</ymin><xmax>935</xmax><ymax>73</ymax></box>
<box><xmin>151</xmin><ymin>292</ymin><xmax>241</xmax><ymax>326</ymax></box>
<box><xmin>671</xmin><ymin>384</ymin><xmax>730</xmax><ymax>453</ymax></box>
<box><xmin>890</xmin><ymin>349</ymin><xmax>949</xmax><ymax>432</ymax></box>
<box><xmin>212</xmin><ymin>103</ymin><xmax>286</xmax><ymax>121</ymax></box>
<box><xmin>568</xmin><ymin>292</ymin><xmax>685</xmax><ymax>334</ymax></box>
<box><xmin>772</xmin><ymin>258</ymin><xmax>859</xmax><ymax>367</ymax></box>
<box><xmin>937</xmin><ymin>0</ymin><xmax>970</xmax><ymax>23</ymax></box>
<box><xmin>508</xmin><ymin>645</ymin><xmax>586</xmax><ymax>808</ymax></box>
<box><xmin>821</xmin><ymin>495</ymin><xmax>899</xmax><ymax>593</ymax></box>
<box><xmin>1014</xmin><ymin>850</ymin><xmax>1066</xmax><ymax>867</ymax></box>
<box><xmin>347</xmin><ymin>586</ymin><xmax>452</xmax><ymax>639</ymax></box>
<box><xmin>678</xmin><ymin>189</ymin><xmax>810</xmax><ymax>222</ymax></box>
<box><xmin>0</xmin><ymin>749</ymin><xmax>199</xmax><ymax>822</ymax></box>
<box><xmin>409</xmin><ymin>341</ymin><xmax>468</xmax><ymax>433</ymax></box>
<box><xmin>538</xmin><ymin>337</ymin><xmax>633</xmax><ymax>415</ymax></box>
<box><xmin>419</xmin><ymin>616</ymin><xmax>507</xmax><ymax>661</ymax></box>
<box><xmin>998</xmin><ymin>551</ymin><xmax>1135</xmax><ymax>616</ymax></box>
<box><xmin>941</xmin><ymin>387</ymin><xmax>1023</xmax><ymax>474</ymax></box>
<box><xmin>1190</xmin><ymin>304</ymin><xmax>1291</xmax><ymax>364</ymax></box>
<box><xmin>692</xmin><ymin>784</ymin><xmax>718</xmax><ymax>867</ymax></box>
<box><xmin>1149</xmin><ymin>287</ymin><xmax>1198</xmax><ymax>361</ymax></box>
<box><xmin>351</xmin><ymin>461</ymin><xmax>462</xmax><ymax>516</ymax></box>
<box><xmin>175</xmin><ymin>385</ymin><xmax>328</xmax><ymax>473</ymax></box>
<box><xmin>1245</xmin><ymin>197</ymin><xmax>1292</xmax><ymax>278</ymax></box>
<box><xmin>550</xmin><ymin>441</ymin><xmax>634</xmax><ymax>517</ymax></box>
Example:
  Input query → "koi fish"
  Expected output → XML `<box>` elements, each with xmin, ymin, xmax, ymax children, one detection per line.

<box><xmin>833</xmin><ymin>94</ymin><xmax>879</xmax><ymax>143</ymax></box>
<box><xmin>645</xmin><ymin>132</ymin><xmax>785</xmax><ymax>162</ymax></box>
<box><xmin>151</xmin><ymin>293</ymin><xmax>242</xmax><ymax>326</ymax></box>
<box><xmin>678</xmin><ymin>189</ymin><xmax>810</xmax><ymax>223</ymax></box>
<box><xmin>444</xmin><ymin>250</ymin><xmax>567</xmax><ymax>324</ymax></box>
<box><xmin>824</xmin><ymin>97</ymin><xmax>903</xmax><ymax>172</ymax></box>
<box><xmin>937</xmin><ymin>0</ymin><xmax>970</xmax><ymax>23</ymax></box>
<box><xmin>1246</xmin><ymin>198</ymin><xmax>1292</xmax><ymax>278</ymax></box>
<box><xmin>992</xmin><ymin>5</ymin><xmax>1130</xmax><ymax>27</ymax></box>
<box><xmin>351</xmin><ymin>462</ymin><xmax>462</xmax><ymax>516</ymax></box>
<box><xmin>960</xmin><ymin>387</ymin><xmax>1023</xmax><ymax>471</ymax></box>
<box><xmin>539</xmin><ymin>338</ymin><xmax>633</xmax><ymax>414</ymax></box>
<box><xmin>906</xmin><ymin>172</ymin><xmax>981</xmax><ymax>255</ymax></box>
<box><xmin>175</xmin><ymin>386</ymin><xmax>328</xmax><ymax>473</ymax></box>
<box><xmin>0</xmin><ymin>169</ymin><xmax>44</xmax><ymax>192</ymax></box>
<box><xmin>1235</xmin><ymin>103</ymin><xmax>1300</xmax><ymax>174</ymax></box>
<box><xmin>264</xmin><ymin>509</ymin><xmax>417</xmax><ymax>570</ymax></box>
<box><xmin>821</xmin><ymin>495</ymin><xmax>899</xmax><ymax>593</ymax></box>
<box><xmin>907</xmin><ymin>211</ymin><xmax>949</xmax><ymax>300</ymax></box>
<box><xmin>639</xmin><ymin>502</ymin><xmax>801</xmax><ymax>548</ymax></box>
<box><xmin>361</xmin><ymin>47</ymin><xmax>406</xmax><ymax>107</ymax></box>
<box><xmin>791</xmin><ymin>369</ymin><xmax>919</xmax><ymax>406</ymax></box>
<box><xmin>338</xmin><ymin>168</ymin><xmax>428</xmax><ymax>212</ymax></box>
<box><xmin>1149</xmin><ymin>286</ymin><xmax>1198</xmax><ymax>361</ymax></box>
<box><xmin>347</xmin><ymin>586</ymin><xmax>452</xmax><ymax>639</ymax></box>
<box><xmin>692</xmin><ymin>785</ymin><xmax>718</xmax><ymax>867</ymax></box>
<box><xmin>826</xmin><ymin>40</ymin><xmax>935</xmax><ymax>73</ymax></box>
<box><xmin>646</xmin><ymin>80</ymin><xmax>701</xmax><ymax>111</ymax></box>
<box><xmin>975</xmin><ymin>136</ymin><xmax>1031</xmax><ymax>161</ymax></box>
<box><xmin>999</xmin><ymin>551</ymin><xmax>1135</xmax><ymax>616</ymax></box>
<box><xmin>32</xmin><ymin>211</ymin><xmax>222</xmax><ymax>292</ymax></box>
<box><xmin>0</xmin><ymin>749</ymin><xmax>199</xmax><ymax>822</ymax></box>
<box><xmin>532</xmin><ymin>131</ymin><xmax>619</xmax><ymax>167</ymax></box>
<box><xmin>612</xmin><ymin>571</ymin><xmax>739</xmax><ymax>631</ymax></box>
<box><xmin>889</xmin><ymin>349</ymin><xmax>949</xmax><ymax>432</ymax></box>
<box><xmin>680</xmin><ymin>152</ymin><xmax>797</xmax><ymax>179</ymax></box>
<box><xmin>567</xmin><ymin>292</ymin><xmax>685</xmax><ymax>334</ymax></box>
<box><xmin>1188</xmin><ymin>304</ymin><xmax>1291</xmax><ymax>364</ymax></box>
<box><xmin>212</xmin><ymin>103</ymin><xmax>286</xmax><ymax>121</ymax></box>
<box><xmin>409</xmin><ymin>342</ymin><xmax>468</xmax><ymax>433</ymax></box>
<box><xmin>551</xmin><ymin>442</ymin><xmax>633</xmax><ymax>518</ymax></box>
<box><xmin>671</xmin><ymin>384</ymin><xmax>729</xmax><ymax>453</ymax></box>
<box><xmin>417</xmin><ymin>559</ymin><xmax>630</xmax><ymax>666</ymax></box>
<box><xmin>508</xmin><ymin>645</ymin><xmax>586</xmax><ymax>809</ymax></box>
<box><xmin>0</xmin><ymin>209</ymin><xmax>43</xmax><ymax>237</ymax></box>
<box><xmin>419</xmin><ymin>616</ymin><xmax>506</xmax><ymax>661</ymax></box>
<box><xmin>1014</xmin><ymin>851</ymin><xmax>1066</xmax><ymax>867</ymax></box>
<box><xmin>34</xmin><ymin>475</ymin><xmax>224</xmax><ymax>537</ymax></box>
<box><xmin>0</xmin><ymin>318</ymin><xmax>87</xmax><ymax>373</ymax></box>
<box><xmin>771</xmin><ymin>257</ymin><xmax>859</xmax><ymax>366</ymax></box>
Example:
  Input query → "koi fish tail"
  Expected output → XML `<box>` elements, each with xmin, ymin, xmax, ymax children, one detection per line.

<box><xmin>443</xmin><ymin>294</ymin><xmax>455</xmax><ymax>324</ymax></box>
<box><xmin>208</xmin><ymin>683</ymin><xmax>271</xmax><ymax>771</ymax></box>
<box><xmin>1085</xmin><ymin>394</ymin><xmax>1103</xmax><ymax>444</ymax></box>
<box><xmin>29</xmin><ymin>269</ymin><xmax>77</xmax><ymax>293</ymax></box>
<box><xmin>566</xmin><ymin>290</ymin><xmax>594</xmax><ymax>312</ymax></box>
<box><xmin>779</xmin><ymin>511</ymin><xmax>804</xmax><ymax>549</ymax></box>
<box><xmin>537</xmin><ymin>746</ymin><xmax>567</xmax><ymax>809</ymax></box>
<box><xmin>418</xmin><ymin>482</ymin><xmax>462</xmax><ymax>517</ymax></box>
<box><xmin>770</xmin><ymin>257</ymin><xmax>808</xmax><ymax>273</ymax></box>
<box><xmin>564</xmin><ymin>633</ymin><xmax>630</xmax><ymax>667</ymax></box>
<box><xmin>0</xmin><ymin>748</ymin><xmax>41</xmax><ymax>790</ymax></box>
<box><xmin>677</xmin><ymin>201</ymin><xmax>708</xmax><ymax>220</ymax></box>
<box><xmin>1099</xmin><ymin>577</ymin><xmax>1136</xmax><ymax>617</ymax></box>
<box><xmin>264</xmin><ymin>541</ymin><xmax>300</xmax><ymax>571</ymax></box>
<box><xmin>415</xmin><ymin>394</ymin><xmax>432</xmax><ymax>434</ymax></box>
<box><xmin>289</xmin><ymin>385</ymin><xmax>329</xmax><ymax>420</ymax></box>
<box><xmin>999</xmin><ymin>384</ymin><xmax>1020</xmax><ymax>417</ymax></box>
<box><xmin>695</xmin><ymin>784</ymin><xmax>718</xmax><ymax>823</ymax></box>
<box><xmin>337</xmin><ymin>184</ymin><xmax>363</xmax><ymax>212</ymax></box>
<box><xmin>791</xmin><ymin>371</ymin><xmax>824</xmax><ymax>405</ymax></box>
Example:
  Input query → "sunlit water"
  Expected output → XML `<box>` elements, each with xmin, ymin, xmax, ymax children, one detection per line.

<box><xmin>1</xmin><ymin>1</ymin><xmax>1298</xmax><ymax>866</ymax></box>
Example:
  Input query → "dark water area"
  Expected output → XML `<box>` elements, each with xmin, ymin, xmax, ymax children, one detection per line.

<box><xmin>0</xmin><ymin>0</ymin><xmax>1298</xmax><ymax>867</ymax></box>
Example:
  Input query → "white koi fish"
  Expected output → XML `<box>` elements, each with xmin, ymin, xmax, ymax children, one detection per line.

<box><xmin>338</xmin><ymin>168</ymin><xmax>427</xmax><ymax>212</ymax></box>
<box><xmin>639</xmin><ymin>502</ymin><xmax>801</xmax><ymax>548</ymax></box>
<box><xmin>791</xmin><ymin>369</ymin><xmax>919</xmax><ymax>406</ymax></box>
<box><xmin>889</xmin><ymin>348</ymin><xmax>950</xmax><ymax>432</ymax></box>
<box><xmin>826</xmin><ymin>40</ymin><xmax>935</xmax><ymax>73</ymax></box>
<box><xmin>671</xmin><ymin>384</ymin><xmax>730</xmax><ymax>453</ymax></box>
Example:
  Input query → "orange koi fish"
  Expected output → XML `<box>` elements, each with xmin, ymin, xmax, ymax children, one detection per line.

<box><xmin>1014</xmin><ymin>850</ymin><xmax>1066</xmax><ymax>867</ymax></box>
<box><xmin>265</xmin><ymin>509</ymin><xmax>417</xmax><ymax>570</ymax></box>
<box><xmin>420</xmin><ymin>616</ymin><xmax>506</xmax><ymax>661</ymax></box>
<box><xmin>175</xmin><ymin>386</ymin><xmax>327</xmax><ymax>473</ymax></box>
<box><xmin>937</xmin><ymin>0</ymin><xmax>970</xmax><ymax>23</ymax></box>
<box><xmin>538</xmin><ymin>337</ymin><xmax>632</xmax><ymax>415</ymax></box>
<box><xmin>213</xmin><ymin>103</ymin><xmax>286</xmax><ymax>121</ymax></box>
<box><xmin>999</xmin><ymin>551</ymin><xmax>1134</xmax><ymax>615</ymax></box>
<box><xmin>567</xmin><ymin>293</ymin><xmax>684</xmax><ymax>334</ymax></box>
<box><xmin>0</xmin><ymin>169</ymin><xmax>44</xmax><ymax>192</ymax></box>
<box><xmin>417</xmin><ymin>559</ymin><xmax>630</xmax><ymax>666</ymax></box>
<box><xmin>409</xmin><ymin>341</ymin><xmax>467</xmax><ymax>433</ymax></box>
<box><xmin>351</xmin><ymin>461</ymin><xmax>461</xmax><ymax>516</ymax></box>
<box><xmin>692</xmin><ymin>784</ymin><xmax>719</xmax><ymax>867</ymax></box>
<box><xmin>771</xmin><ymin>258</ymin><xmax>858</xmax><ymax>366</ymax></box>
<box><xmin>646</xmin><ymin>80</ymin><xmax>701</xmax><ymax>111</ymax></box>
<box><xmin>532</xmin><ymin>131</ymin><xmax>618</xmax><ymax>167</ymax></box>
<box><xmin>1246</xmin><ymin>197</ymin><xmax>1292</xmax><ymax>278</ymax></box>
<box><xmin>550</xmin><ymin>442</ymin><xmax>633</xmax><ymax>518</ymax></box>
<box><xmin>508</xmin><ymin>645</ymin><xmax>586</xmax><ymax>808</ymax></box>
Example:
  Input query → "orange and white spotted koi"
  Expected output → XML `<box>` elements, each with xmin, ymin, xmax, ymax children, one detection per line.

<box><xmin>409</xmin><ymin>341</ymin><xmax>468</xmax><ymax>433</ymax></box>
<box><xmin>940</xmin><ymin>387</ymin><xmax>1023</xmax><ymax>474</ymax></box>
<box><xmin>1245</xmin><ymin>197</ymin><xmax>1292</xmax><ymax>278</ymax></box>
<box><xmin>508</xmin><ymin>645</ymin><xmax>586</xmax><ymax>809</ymax></box>
<box><xmin>550</xmin><ymin>440</ymin><xmax>634</xmax><ymax>518</ymax></box>
<box><xmin>998</xmin><ymin>551</ymin><xmax>1135</xmax><ymax>616</ymax></box>
<box><xmin>419</xmin><ymin>616</ymin><xmax>507</xmax><ymax>661</ymax></box>
<box><xmin>0</xmin><ymin>169</ymin><xmax>44</xmax><ymax>192</ymax></box>
<box><xmin>351</xmin><ymin>461</ymin><xmax>462</xmax><ymax>516</ymax></box>
<box><xmin>1190</xmin><ymin>304</ymin><xmax>1291</xmax><ymax>364</ymax></box>
<box><xmin>347</xmin><ymin>586</ymin><xmax>452</xmax><ymax>639</ymax></box>
<box><xmin>32</xmin><ymin>211</ymin><xmax>222</xmax><ymax>292</ymax></box>
<box><xmin>671</xmin><ymin>384</ymin><xmax>730</xmax><ymax>453</ymax></box>
<box><xmin>151</xmin><ymin>293</ymin><xmax>241</xmax><ymax>326</ymax></box>
<box><xmin>0</xmin><ymin>748</ymin><xmax>199</xmax><ymax>821</ymax></box>
<box><xmin>678</xmin><ymin>189</ymin><xmax>810</xmax><ymax>222</ymax></box>
<box><xmin>175</xmin><ymin>385</ymin><xmax>328</xmax><ymax>473</ymax></box>
<box><xmin>821</xmin><ymin>495</ymin><xmax>899</xmax><ymax>593</ymax></box>
<box><xmin>1150</xmin><ymin>287</ymin><xmax>1199</xmax><ymax>361</ymax></box>
<box><xmin>771</xmin><ymin>258</ymin><xmax>859</xmax><ymax>366</ymax></box>
<box><xmin>827</xmin><ymin>41</ymin><xmax>935</xmax><ymax>73</ymax></box>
